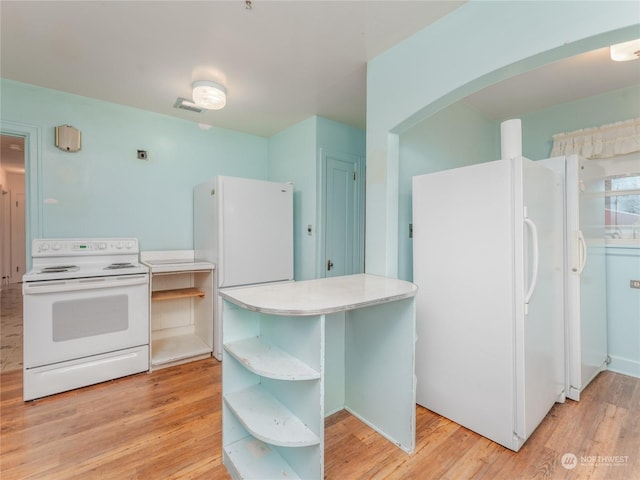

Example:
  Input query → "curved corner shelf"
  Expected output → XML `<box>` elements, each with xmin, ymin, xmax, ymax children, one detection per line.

<box><xmin>224</xmin><ymin>436</ymin><xmax>301</xmax><ymax>479</ymax></box>
<box><xmin>224</xmin><ymin>337</ymin><xmax>320</xmax><ymax>381</ymax></box>
<box><xmin>224</xmin><ymin>384</ymin><xmax>320</xmax><ymax>448</ymax></box>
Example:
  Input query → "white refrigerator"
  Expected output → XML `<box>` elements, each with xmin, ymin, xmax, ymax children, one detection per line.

<box><xmin>540</xmin><ymin>154</ymin><xmax>607</xmax><ymax>401</ymax></box>
<box><xmin>194</xmin><ymin>176</ymin><xmax>294</xmax><ymax>359</ymax></box>
<box><xmin>412</xmin><ymin>156</ymin><xmax>565</xmax><ymax>452</ymax></box>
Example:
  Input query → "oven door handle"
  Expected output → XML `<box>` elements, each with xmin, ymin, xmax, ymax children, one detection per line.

<box><xmin>23</xmin><ymin>274</ymin><xmax>148</xmax><ymax>294</ymax></box>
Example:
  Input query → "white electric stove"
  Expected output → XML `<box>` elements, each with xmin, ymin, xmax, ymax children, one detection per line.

<box><xmin>22</xmin><ymin>238</ymin><xmax>150</xmax><ymax>401</ymax></box>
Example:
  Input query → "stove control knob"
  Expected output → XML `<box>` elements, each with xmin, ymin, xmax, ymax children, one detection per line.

<box><xmin>115</xmin><ymin>242</ymin><xmax>123</xmax><ymax>249</ymax></box>
<box><xmin>52</xmin><ymin>243</ymin><xmax>61</xmax><ymax>251</ymax></box>
<box><xmin>40</xmin><ymin>243</ymin><xmax>50</xmax><ymax>252</ymax></box>
<box><xmin>125</xmin><ymin>241</ymin><xmax>134</xmax><ymax>249</ymax></box>
<box><xmin>99</xmin><ymin>242</ymin><xmax>107</xmax><ymax>250</ymax></box>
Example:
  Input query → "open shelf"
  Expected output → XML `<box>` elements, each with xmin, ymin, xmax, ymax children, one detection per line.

<box><xmin>223</xmin><ymin>436</ymin><xmax>301</xmax><ymax>480</ymax></box>
<box><xmin>151</xmin><ymin>333</ymin><xmax>211</xmax><ymax>366</ymax></box>
<box><xmin>142</xmin><ymin>251</ymin><xmax>215</xmax><ymax>371</ymax></box>
<box><xmin>224</xmin><ymin>384</ymin><xmax>320</xmax><ymax>448</ymax></box>
<box><xmin>151</xmin><ymin>288</ymin><xmax>205</xmax><ymax>301</ymax></box>
<box><xmin>224</xmin><ymin>337</ymin><xmax>320</xmax><ymax>381</ymax></box>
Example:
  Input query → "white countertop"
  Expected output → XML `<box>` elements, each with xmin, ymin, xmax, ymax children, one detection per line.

<box><xmin>219</xmin><ymin>273</ymin><xmax>417</xmax><ymax>316</ymax></box>
<box><xmin>140</xmin><ymin>250</ymin><xmax>215</xmax><ymax>273</ymax></box>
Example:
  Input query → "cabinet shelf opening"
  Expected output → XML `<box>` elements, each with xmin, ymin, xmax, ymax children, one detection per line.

<box><xmin>151</xmin><ymin>288</ymin><xmax>205</xmax><ymax>301</ymax></box>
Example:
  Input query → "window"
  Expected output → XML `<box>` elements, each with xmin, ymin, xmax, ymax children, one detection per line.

<box><xmin>605</xmin><ymin>172</ymin><xmax>640</xmax><ymax>240</ymax></box>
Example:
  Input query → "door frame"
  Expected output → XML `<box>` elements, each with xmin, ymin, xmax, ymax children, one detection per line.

<box><xmin>317</xmin><ymin>148</ymin><xmax>365</xmax><ymax>278</ymax></box>
<box><xmin>1</xmin><ymin>121</ymin><xmax>43</xmax><ymax>272</ymax></box>
<box><xmin>9</xmin><ymin>191</ymin><xmax>26</xmax><ymax>282</ymax></box>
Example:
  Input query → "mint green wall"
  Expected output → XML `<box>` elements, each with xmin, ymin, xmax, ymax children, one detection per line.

<box><xmin>2</xmin><ymin>79</ymin><xmax>364</xmax><ymax>280</ymax></box>
<box><xmin>317</xmin><ymin>116</ymin><xmax>365</xmax><ymax>158</ymax></box>
<box><xmin>398</xmin><ymin>101</ymin><xmax>497</xmax><ymax>280</ymax></box>
<box><xmin>606</xmin><ymin>247</ymin><xmax>640</xmax><ymax>378</ymax></box>
<box><xmin>1</xmin><ymin>79</ymin><xmax>268</xmax><ymax>252</ymax></box>
<box><xmin>365</xmin><ymin>0</ymin><xmax>639</xmax><ymax>277</ymax></box>
<box><xmin>268</xmin><ymin>116</ymin><xmax>365</xmax><ymax>281</ymax></box>
<box><xmin>268</xmin><ymin>116</ymin><xmax>317</xmax><ymax>280</ymax></box>
<box><xmin>522</xmin><ymin>85</ymin><xmax>640</xmax><ymax>160</ymax></box>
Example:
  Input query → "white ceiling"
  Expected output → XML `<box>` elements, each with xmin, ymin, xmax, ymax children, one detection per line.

<box><xmin>463</xmin><ymin>46</ymin><xmax>640</xmax><ymax>121</ymax></box>
<box><xmin>1</xmin><ymin>0</ymin><xmax>638</xmax><ymax>144</ymax></box>
<box><xmin>0</xmin><ymin>0</ymin><xmax>464</xmax><ymax>137</ymax></box>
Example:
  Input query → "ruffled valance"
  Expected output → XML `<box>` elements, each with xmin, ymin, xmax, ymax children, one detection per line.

<box><xmin>550</xmin><ymin>118</ymin><xmax>640</xmax><ymax>159</ymax></box>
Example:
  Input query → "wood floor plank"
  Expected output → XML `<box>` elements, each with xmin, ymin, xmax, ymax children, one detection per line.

<box><xmin>440</xmin><ymin>437</ymin><xmax>504</xmax><ymax>480</ymax></box>
<box><xmin>1</xmin><ymin>359</ymin><xmax>638</xmax><ymax>479</ymax></box>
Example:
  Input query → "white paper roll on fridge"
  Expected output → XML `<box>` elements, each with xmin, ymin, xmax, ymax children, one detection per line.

<box><xmin>501</xmin><ymin>119</ymin><xmax>522</xmax><ymax>159</ymax></box>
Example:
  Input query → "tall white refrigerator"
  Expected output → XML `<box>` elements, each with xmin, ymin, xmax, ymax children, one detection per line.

<box><xmin>194</xmin><ymin>176</ymin><xmax>294</xmax><ymax>359</ymax></box>
<box><xmin>540</xmin><ymin>154</ymin><xmax>607</xmax><ymax>401</ymax></box>
<box><xmin>412</xmin><ymin>156</ymin><xmax>565</xmax><ymax>452</ymax></box>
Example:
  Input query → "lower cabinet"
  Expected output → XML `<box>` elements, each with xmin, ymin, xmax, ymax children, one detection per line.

<box><xmin>141</xmin><ymin>251</ymin><xmax>215</xmax><ymax>370</ymax></box>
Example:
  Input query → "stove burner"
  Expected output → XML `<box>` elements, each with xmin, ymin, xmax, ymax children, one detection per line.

<box><xmin>39</xmin><ymin>265</ymin><xmax>79</xmax><ymax>274</ymax></box>
<box><xmin>104</xmin><ymin>262</ymin><xmax>136</xmax><ymax>270</ymax></box>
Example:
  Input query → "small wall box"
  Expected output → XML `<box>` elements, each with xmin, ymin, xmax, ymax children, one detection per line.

<box><xmin>55</xmin><ymin>125</ymin><xmax>81</xmax><ymax>152</ymax></box>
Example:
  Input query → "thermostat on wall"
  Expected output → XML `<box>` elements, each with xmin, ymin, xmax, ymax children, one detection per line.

<box><xmin>55</xmin><ymin>125</ymin><xmax>82</xmax><ymax>152</ymax></box>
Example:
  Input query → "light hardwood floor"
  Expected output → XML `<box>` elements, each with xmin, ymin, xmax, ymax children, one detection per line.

<box><xmin>0</xmin><ymin>283</ymin><xmax>23</xmax><ymax>373</ymax></box>
<box><xmin>1</xmin><ymin>357</ymin><xmax>638</xmax><ymax>479</ymax></box>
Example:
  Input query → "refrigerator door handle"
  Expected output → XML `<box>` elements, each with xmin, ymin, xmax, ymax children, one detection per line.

<box><xmin>576</xmin><ymin>230</ymin><xmax>587</xmax><ymax>275</ymax></box>
<box><xmin>524</xmin><ymin>217</ymin><xmax>539</xmax><ymax>306</ymax></box>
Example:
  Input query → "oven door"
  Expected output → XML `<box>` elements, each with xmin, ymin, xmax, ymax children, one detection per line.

<box><xmin>23</xmin><ymin>274</ymin><xmax>149</xmax><ymax>368</ymax></box>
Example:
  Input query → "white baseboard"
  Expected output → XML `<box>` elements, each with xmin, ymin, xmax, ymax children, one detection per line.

<box><xmin>607</xmin><ymin>355</ymin><xmax>640</xmax><ymax>379</ymax></box>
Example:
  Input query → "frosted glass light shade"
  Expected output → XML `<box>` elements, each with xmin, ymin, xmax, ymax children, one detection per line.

<box><xmin>610</xmin><ymin>39</ymin><xmax>640</xmax><ymax>62</ymax></box>
<box><xmin>192</xmin><ymin>80</ymin><xmax>227</xmax><ymax>110</ymax></box>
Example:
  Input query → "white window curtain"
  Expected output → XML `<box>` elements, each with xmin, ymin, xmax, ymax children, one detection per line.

<box><xmin>550</xmin><ymin>117</ymin><xmax>640</xmax><ymax>159</ymax></box>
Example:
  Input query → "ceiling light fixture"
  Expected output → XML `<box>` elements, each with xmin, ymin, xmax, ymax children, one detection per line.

<box><xmin>192</xmin><ymin>80</ymin><xmax>227</xmax><ymax>110</ymax></box>
<box><xmin>610</xmin><ymin>39</ymin><xmax>640</xmax><ymax>61</ymax></box>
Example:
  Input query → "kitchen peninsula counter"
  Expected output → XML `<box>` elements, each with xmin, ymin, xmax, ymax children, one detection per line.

<box><xmin>220</xmin><ymin>273</ymin><xmax>417</xmax><ymax>480</ymax></box>
<box><xmin>219</xmin><ymin>272</ymin><xmax>417</xmax><ymax>315</ymax></box>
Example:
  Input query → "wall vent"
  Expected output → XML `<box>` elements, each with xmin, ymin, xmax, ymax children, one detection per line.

<box><xmin>173</xmin><ymin>97</ymin><xmax>203</xmax><ymax>113</ymax></box>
